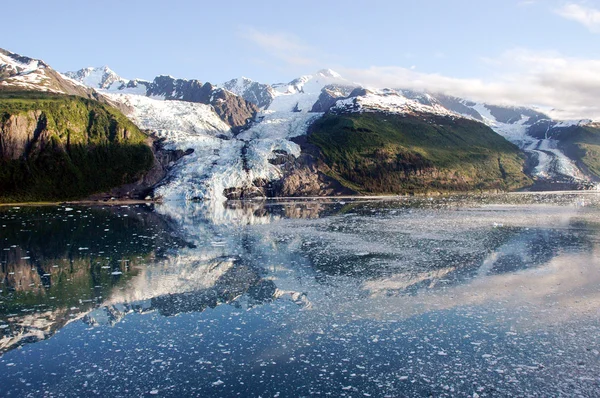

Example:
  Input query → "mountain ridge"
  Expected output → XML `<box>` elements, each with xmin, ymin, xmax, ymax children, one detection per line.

<box><xmin>65</xmin><ymin>62</ymin><xmax>600</xmax><ymax>198</ymax></box>
<box><xmin>4</xmin><ymin>47</ymin><xmax>600</xmax><ymax>202</ymax></box>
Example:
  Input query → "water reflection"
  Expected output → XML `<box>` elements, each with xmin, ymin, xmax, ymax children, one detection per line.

<box><xmin>1</xmin><ymin>194</ymin><xmax>600</xmax><ymax>396</ymax></box>
<box><xmin>0</xmin><ymin>205</ymin><xmax>185</xmax><ymax>353</ymax></box>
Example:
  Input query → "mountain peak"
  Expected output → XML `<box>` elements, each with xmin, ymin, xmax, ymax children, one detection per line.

<box><xmin>315</xmin><ymin>69</ymin><xmax>342</xmax><ymax>79</ymax></box>
<box><xmin>64</xmin><ymin>66</ymin><xmax>125</xmax><ymax>90</ymax></box>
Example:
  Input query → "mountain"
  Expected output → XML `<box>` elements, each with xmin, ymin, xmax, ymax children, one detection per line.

<box><xmin>405</xmin><ymin>92</ymin><xmax>596</xmax><ymax>186</ymax></box>
<box><xmin>65</xmin><ymin>60</ymin><xmax>600</xmax><ymax>200</ymax></box>
<box><xmin>66</xmin><ymin>67</ymin><xmax>258</xmax><ymax>129</ymax></box>
<box><xmin>63</xmin><ymin>65</ymin><xmax>126</xmax><ymax>90</ymax></box>
<box><xmin>0</xmin><ymin>91</ymin><xmax>156</xmax><ymax>202</ymax></box>
<box><xmin>217</xmin><ymin>72</ymin><xmax>600</xmax><ymax>187</ymax></box>
<box><xmin>0</xmin><ymin>49</ymin><xmax>109</xmax><ymax>103</ymax></box>
<box><xmin>221</xmin><ymin>77</ymin><xmax>276</xmax><ymax>109</ymax></box>
<box><xmin>5</xmin><ymin>46</ymin><xmax>600</xmax><ymax>203</ymax></box>
<box><xmin>0</xmin><ymin>49</ymin><xmax>162</xmax><ymax>202</ymax></box>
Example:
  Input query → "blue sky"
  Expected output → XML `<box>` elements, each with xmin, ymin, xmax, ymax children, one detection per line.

<box><xmin>3</xmin><ymin>0</ymin><xmax>600</xmax><ymax>117</ymax></box>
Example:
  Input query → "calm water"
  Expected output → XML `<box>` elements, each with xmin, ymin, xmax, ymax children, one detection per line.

<box><xmin>1</xmin><ymin>194</ymin><xmax>600</xmax><ymax>397</ymax></box>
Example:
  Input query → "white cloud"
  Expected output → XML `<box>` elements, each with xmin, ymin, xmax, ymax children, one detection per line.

<box><xmin>555</xmin><ymin>3</ymin><xmax>600</xmax><ymax>32</ymax></box>
<box><xmin>339</xmin><ymin>49</ymin><xmax>600</xmax><ymax>120</ymax></box>
<box><xmin>240</xmin><ymin>27</ymin><xmax>600</xmax><ymax>120</ymax></box>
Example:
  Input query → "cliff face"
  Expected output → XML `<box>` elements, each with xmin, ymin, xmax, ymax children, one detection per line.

<box><xmin>0</xmin><ymin>92</ymin><xmax>154</xmax><ymax>202</ymax></box>
<box><xmin>0</xmin><ymin>110</ymin><xmax>46</xmax><ymax>160</ymax></box>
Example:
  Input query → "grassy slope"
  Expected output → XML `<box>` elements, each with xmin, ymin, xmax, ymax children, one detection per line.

<box><xmin>0</xmin><ymin>92</ymin><xmax>154</xmax><ymax>202</ymax></box>
<box><xmin>554</xmin><ymin>124</ymin><xmax>600</xmax><ymax>179</ymax></box>
<box><xmin>308</xmin><ymin>113</ymin><xmax>531</xmax><ymax>194</ymax></box>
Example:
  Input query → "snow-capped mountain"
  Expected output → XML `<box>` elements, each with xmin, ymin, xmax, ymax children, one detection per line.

<box><xmin>269</xmin><ymin>69</ymin><xmax>358</xmax><ymax>113</ymax></box>
<box><xmin>0</xmin><ymin>48</ymin><xmax>102</xmax><ymax>100</ymax></box>
<box><xmin>399</xmin><ymin>92</ymin><xmax>591</xmax><ymax>183</ymax></box>
<box><xmin>66</xmin><ymin>60</ymin><xmax>598</xmax><ymax>199</ymax></box>
<box><xmin>64</xmin><ymin>66</ymin><xmax>127</xmax><ymax>90</ymax></box>
<box><xmin>65</xmin><ymin>66</ymin><xmax>258</xmax><ymax>128</ymax></box>
<box><xmin>66</xmin><ymin>67</ymin><xmax>362</xmax><ymax>201</ymax></box>
<box><xmin>4</xmin><ymin>46</ymin><xmax>598</xmax><ymax>202</ymax></box>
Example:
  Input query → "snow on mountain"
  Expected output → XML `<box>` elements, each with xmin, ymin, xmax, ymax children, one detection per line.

<box><xmin>58</xmin><ymin>57</ymin><xmax>600</xmax><ymax>196</ymax></box>
<box><xmin>0</xmin><ymin>50</ymin><xmax>49</xmax><ymax>91</ymax></box>
<box><xmin>221</xmin><ymin>77</ymin><xmax>275</xmax><ymax>109</ymax></box>
<box><xmin>97</xmin><ymin>70</ymin><xmax>347</xmax><ymax>202</ymax></box>
<box><xmin>65</xmin><ymin>66</ymin><xmax>156</xmax><ymax>96</ymax></box>
<box><xmin>332</xmin><ymin>90</ymin><xmax>458</xmax><ymax>117</ymax></box>
<box><xmin>103</xmin><ymin>93</ymin><xmax>239</xmax><ymax>201</ymax></box>
<box><xmin>109</xmin><ymin>93</ymin><xmax>231</xmax><ymax>136</ymax></box>
<box><xmin>329</xmin><ymin>86</ymin><xmax>592</xmax><ymax>183</ymax></box>
<box><xmin>441</xmin><ymin>99</ymin><xmax>587</xmax><ymax>182</ymax></box>
<box><xmin>64</xmin><ymin>66</ymin><xmax>126</xmax><ymax>90</ymax></box>
<box><xmin>109</xmin><ymin>66</ymin><xmax>595</xmax><ymax>199</ymax></box>
<box><xmin>268</xmin><ymin>69</ymin><xmax>356</xmax><ymax>113</ymax></box>
<box><xmin>0</xmin><ymin>48</ymin><xmax>117</xmax><ymax>102</ymax></box>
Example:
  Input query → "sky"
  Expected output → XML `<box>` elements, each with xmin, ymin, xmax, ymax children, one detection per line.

<box><xmin>3</xmin><ymin>0</ymin><xmax>600</xmax><ymax>119</ymax></box>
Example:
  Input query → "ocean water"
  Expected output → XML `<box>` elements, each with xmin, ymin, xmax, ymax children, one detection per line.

<box><xmin>1</xmin><ymin>194</ymin><xmax>599</xmax><ymax>397</ymax></box>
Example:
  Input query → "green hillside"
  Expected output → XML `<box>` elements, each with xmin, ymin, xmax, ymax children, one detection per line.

<box><xmin>308</xmin><ymin>112</ymin><xmax>531</xmax><ymax>194</ymax></box>
<box><xmin>0</xmin><ymin>92</ymin><xmax>154</xmax><ymax>202</ymax></box>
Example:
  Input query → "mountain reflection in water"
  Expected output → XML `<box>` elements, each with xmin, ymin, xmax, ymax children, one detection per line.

<box><xmin>1</xmin><ymin>194</ymin><xmax>600</xmax><ymax>397</ymax></box>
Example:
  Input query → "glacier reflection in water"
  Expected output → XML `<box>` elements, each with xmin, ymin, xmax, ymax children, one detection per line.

<box><xmin>1</xmin><ymin>194</ymin><xmax>600</xmax><ymax>397</ymax></box>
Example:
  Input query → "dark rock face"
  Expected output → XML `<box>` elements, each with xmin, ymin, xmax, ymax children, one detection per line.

<box><xmin>220</xmin><ymin>136</ymin><xmax>356</xmax><ymax>201</ymax></box>
<box><xmin>124</xmin><ymin>77</ymin><xmax>259</xmax><ymax>129</ymax></box>
<box><xmin>311</xmin><ymin>84</ymin><xmax>358</xmax><ymax>113</ymax></box>
<box><xmin>146</xmin><ymin>75</ymin><xmax>208</xmax><ymax>102</ymax></box>
<box><xmin>0</xmin><ymin>110</ymin><xmax>46</xmax><ymax>161</ymax></box>
<box><xmin>245</xmin><ymin>136</ymin><xmax>356</xmax><ymax>198</ymax></box>
<box><xmin>485</xmin><ymin>105</ymin><xmax>548</xmax><ymax>125</ymax></box>
<box><xmin>271</xmin><ymin>136</ymin><xmax>357</xmax><ymax>197</ymax></box>
<box><xmin>209</xmin><ymin>88</ymin><xmax>258</xmax><ymax>130</ymax></box>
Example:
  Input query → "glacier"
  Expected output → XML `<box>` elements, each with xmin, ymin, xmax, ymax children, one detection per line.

<box><xmin>104</xmin><ymin>91</ymin><xmax>323</xmax><ymax>202</ymax></box>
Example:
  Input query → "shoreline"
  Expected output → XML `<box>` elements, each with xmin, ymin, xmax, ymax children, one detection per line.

<box><xmin>1</xmin><ymin>189</ymin><xmax>600</xmax><ymax>207</ymax></box>
<box><xmin>0</xmin><ymin>199</ymin><xmax>155</xmax><ymax>207</ymax></box>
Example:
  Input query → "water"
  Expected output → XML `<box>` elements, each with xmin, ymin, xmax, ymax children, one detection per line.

<box><xmin>1</xmin><ymin>194</ymin><xmax>600</xmax><ymax>397</ymax></box>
